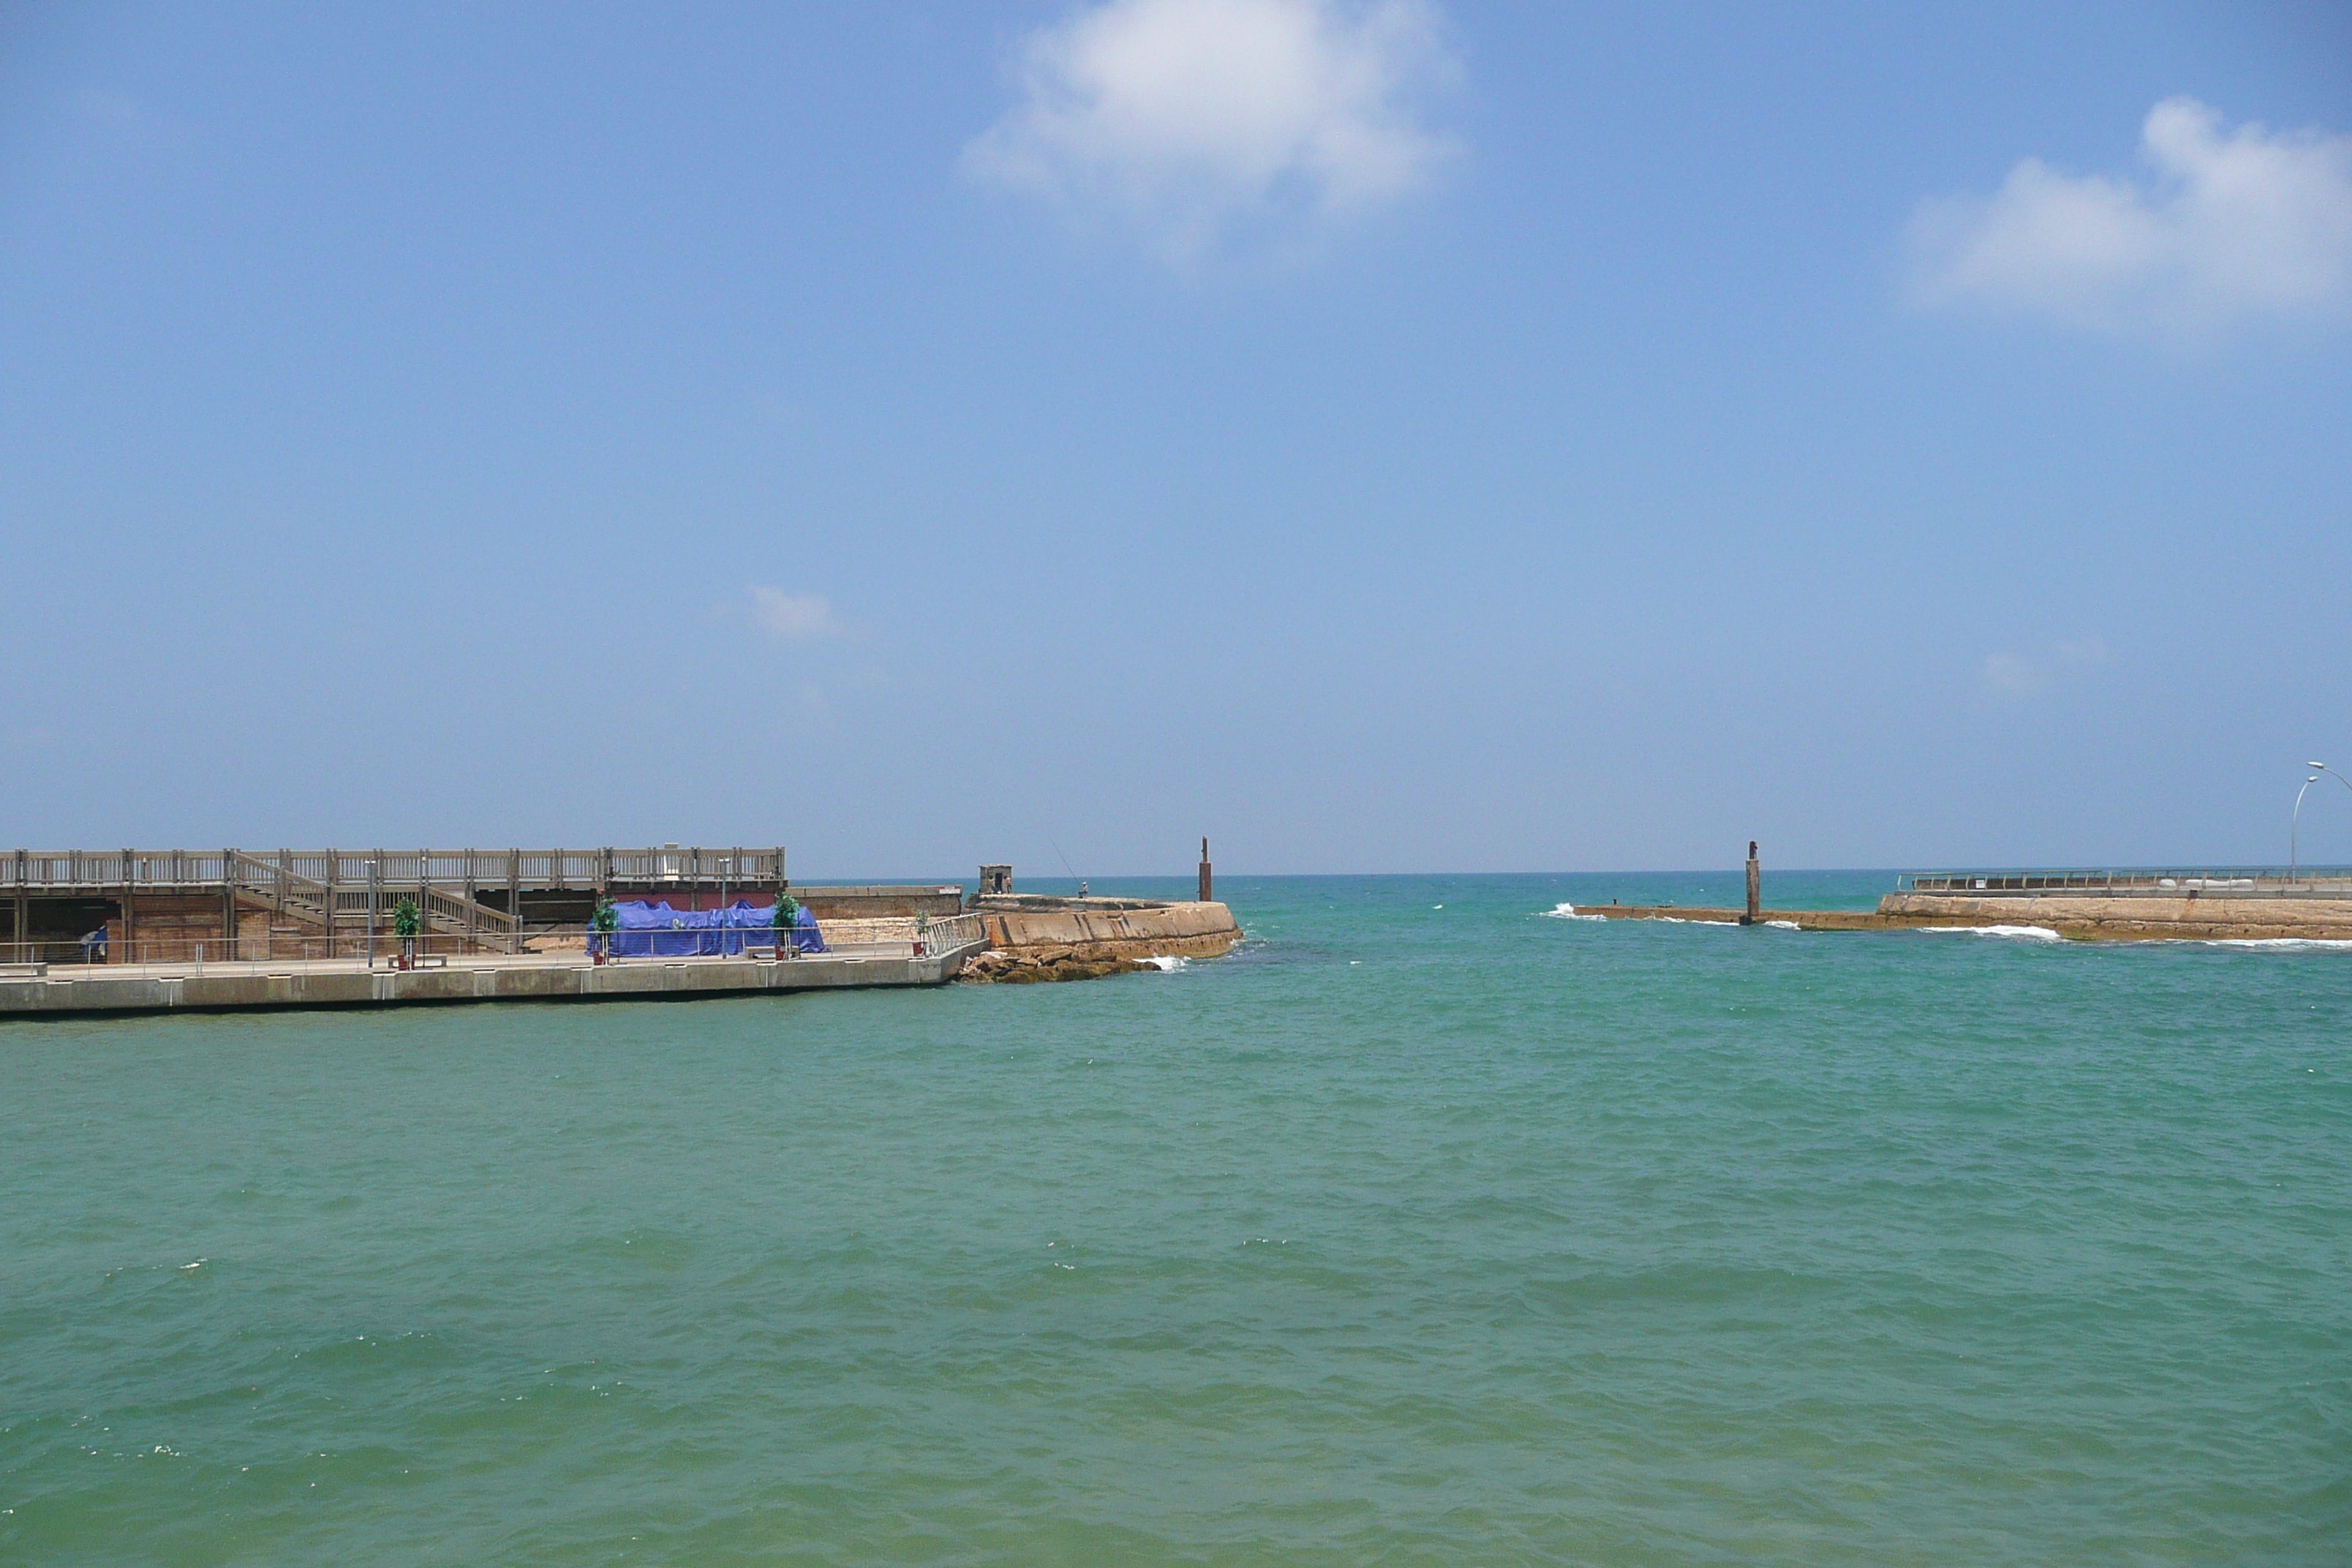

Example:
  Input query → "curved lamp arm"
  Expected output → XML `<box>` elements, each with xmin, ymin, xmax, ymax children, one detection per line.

<box><xmin>2292</xmin><ymin>764</ymin><xmax>2352</xmax><ymax>881</ymax></box>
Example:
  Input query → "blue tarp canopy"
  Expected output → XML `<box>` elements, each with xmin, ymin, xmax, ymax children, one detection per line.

<box><xmin>608</xmin><ymin>900</ymin><xmax>826</xmax><ymax>957</ymax></box>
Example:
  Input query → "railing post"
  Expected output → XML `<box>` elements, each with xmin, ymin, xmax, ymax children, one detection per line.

<box><xmin>224</xmin><ymin>848</ymin><xmax>238</xmax><ymax>960</ymax></box>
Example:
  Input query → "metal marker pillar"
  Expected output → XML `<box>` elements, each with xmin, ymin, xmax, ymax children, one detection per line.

<box><xmin>1744</xmin><ymin>841</ymin><xmax>1760</xmax><ymax>925</ymax></box>
<box><xmin>1199</xmin><ymin>837</ymin><xmax>1213</xmax><ymax>904</ymax></box>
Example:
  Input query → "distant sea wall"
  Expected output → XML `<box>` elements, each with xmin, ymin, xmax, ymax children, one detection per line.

<box><xmin>1877</xmin><ymin>893</ymin><xmax>2352</xmax><ymax>941</ymax></box>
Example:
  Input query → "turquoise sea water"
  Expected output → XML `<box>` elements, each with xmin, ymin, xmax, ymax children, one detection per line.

<box><xmin>3</xmin><ymin>872</ymin><xmax>2346</xmax><ymax>1566</ymax></box>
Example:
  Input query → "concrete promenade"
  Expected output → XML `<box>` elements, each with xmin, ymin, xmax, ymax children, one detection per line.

<box><xmin>0</xmin><ymin>943</ymin><xmax>979</xmax><ymax>1019</ymax></box>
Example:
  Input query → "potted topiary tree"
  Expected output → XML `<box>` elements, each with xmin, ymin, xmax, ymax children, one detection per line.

<box><xmin>772</xmin><ymin>892</ymin><xmax>799</xmax><ymax>959</ymax></box>
<box><xmin>391</xmin><ymin>899</ymin><xmax>421</xmax><ymax>970</ymax></box>
<box><xmin>913</xmin><ymin>911</ymin><xmax>931</xmax><ymax>958</ymax></box>
<box><xmin>589</xmin><ymin>896</ymin><xmax>618</xmax><ymax>964</ymax></box>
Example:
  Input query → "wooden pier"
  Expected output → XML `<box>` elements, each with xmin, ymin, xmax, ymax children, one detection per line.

<box><xmin>4</xmin><ymin>846</ymin><xmax>786</xmax><ymax>964</ymax></box>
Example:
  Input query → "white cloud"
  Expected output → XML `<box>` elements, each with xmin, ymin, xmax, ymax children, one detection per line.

<box><xmin>964</xmin><ymin>0</ymin><xmax>1459</xmax><ymax>260</ymax></box>
<box><xmin>1909</xmin><ymin>98</ymin><xmax>2352</xmax><ymax>334</ymax></box>
<box><xmin>747</xmin><ymin>587</ymin><xmax>840</xmax><ymax>640</ymax></box>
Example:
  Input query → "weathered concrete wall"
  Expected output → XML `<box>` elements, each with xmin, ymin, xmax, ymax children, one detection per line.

<box><xmin>795</xmin><ymin>886</ymin><xmax>968</xmax><ymax>919</ymax></box>
<box><xmin>980</xmin><ymin>901</ymin><xmax>1239</xmax><ymax>954</ymax></box>
<box><xmin>104</xmin><ymin>894</ymin><xmax>282</xmax><ymax>959</ymax></box>
<box><xmin>1878</xmin><ymin>893</ymin><xmax>2352</xmax><ymax>941</ymax></box>
<box><xmin>962</xmin><ymin>900</ymin><xmax>1241</xmax><ymax>982</ymax></box>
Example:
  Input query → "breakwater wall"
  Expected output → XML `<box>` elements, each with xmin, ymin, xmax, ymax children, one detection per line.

<box><xmin>1580</xmin><ymin>897</ymin><xmax>2352</xmax><ymax>941</ymax></box>
<box><xmin>1877</xmin><ymin>893</ymin><xmax>2352</xmax><ymax>941</ymax></box>
<box><xmin>964</xmin><ymin>898</ymin><xmax>1241</xmax><ymax>982</ymax></box>
<box><xmin>1578</xmin><ymin>906</ymin><xmax>1989</xmax><ymax>933</ymax></box>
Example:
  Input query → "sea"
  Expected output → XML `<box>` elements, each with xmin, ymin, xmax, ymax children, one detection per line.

<box><xmin>2</xmin><ymin>872</ymin><xmax>2345</xmax><ymax>1566</ymax></box>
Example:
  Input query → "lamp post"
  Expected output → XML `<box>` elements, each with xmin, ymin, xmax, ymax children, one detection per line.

<box><xmin>365</xmin><ymin>860</ymin><xmax>380</xmax><ymax>969</ymax></box>
<box><xmin>717</xmin><ymin>857</ymin><xmax>732</xmax><ymax>957</ymax></box>
<box><xmin>2293</xmin><ymin>763</ymin><xmax>2352</xmax><ymax>883</ymax></box>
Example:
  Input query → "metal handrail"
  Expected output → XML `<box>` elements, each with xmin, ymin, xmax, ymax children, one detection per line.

<box><xmin>1895</xmin><ymin>867</ymin><xmax>2352</xmax><ymax>898</ymax></box>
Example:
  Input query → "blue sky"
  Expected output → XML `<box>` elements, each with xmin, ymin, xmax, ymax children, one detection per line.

<box><xmin>4</xmin><ymin>1</ymin><xmax>2350</xmax><ymax>877</ymax></box>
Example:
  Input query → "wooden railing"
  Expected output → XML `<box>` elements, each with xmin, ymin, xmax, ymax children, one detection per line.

<box><xmin>3</xmin><ymin>846</ymin><xmax>788</xmax><ymax>892</ymax></box>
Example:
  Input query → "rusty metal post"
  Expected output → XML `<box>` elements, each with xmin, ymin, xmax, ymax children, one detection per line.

<box><xmin>1744</xmin><ymin>841</ymin><xmax>1760</xmax><ymax>925</ymax></box>
<box><xmin>1198</xmin><ymin>837</ymin><xmax>1213</xmax><ymax>904</ymax></box>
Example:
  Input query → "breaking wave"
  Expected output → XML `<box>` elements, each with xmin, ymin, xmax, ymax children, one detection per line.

<box><xmin>1539</xmin><ymin>902</ymin><xmax>1605</xmax><ymax>921</ymax></box>
<box><xmin>1918</xmin><ymin>924</ymin><xmax>2063</xmax><ymax>942</ymax></box>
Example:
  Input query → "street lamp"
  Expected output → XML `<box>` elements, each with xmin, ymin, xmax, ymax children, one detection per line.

<box><xmin>2291</xmin><ymin>764</ymin><xmax>2352</xmax><ymax>882</ymax></box>
<box><xmin>717</xmin><ymin>857</ymin><xmax>733</xmax><ymax>957</ymax></box>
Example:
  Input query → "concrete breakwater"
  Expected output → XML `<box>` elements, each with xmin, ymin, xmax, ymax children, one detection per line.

<box><xmin>1876</xmin><ymin>892</ymin><xmax>2352</xmax><ymax>941</ymax></box>
<box><xmin>1578</xmin><ymin>905</ymin><xmax>1990</xmax><ymax>933</ymax></box>
<box><xmin>1580</xmin><ymin>895</ymin><xmax>2352</xmax><ymax>941</ymax></box>
<box><xmin>960</xmin><ymin>897</ymin><xmax>1242</xmax><ymax>982</ymax></box>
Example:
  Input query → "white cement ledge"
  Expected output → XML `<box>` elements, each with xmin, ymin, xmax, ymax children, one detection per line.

<box><xmin>0</xmin><ymin>946</ymin><xmax>978</xmax><ymax>1018</ymax></box>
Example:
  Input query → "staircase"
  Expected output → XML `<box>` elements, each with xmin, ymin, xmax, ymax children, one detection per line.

<box><xmin>228</xmin><ymin>853</ymin><xmax>520</xmax><ymax>951</ymax></box>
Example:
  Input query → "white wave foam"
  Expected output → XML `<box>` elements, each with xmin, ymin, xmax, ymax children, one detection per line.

<box><xmin>1539</xmin><ymin>902</ymin><xmax>1605</xmax><ymax>921</ymax></box>
<box><xmin>1134</xmin><ymin>954</ymin><xmax>1188</xmax><ymax>971</ymax></box>
<box><xmin>1765</xmin><ymin>919</ymin><xmax>1801</xmax><ymax>931</ymax></box>
<box><xmin>1919</xmin><ymin>924</ymin><xmax>2063</xmax><ymax>942</ymax></box>
<box><xmin>2182</xmin><ymin>937</ymin><xmax>2352</xmax><ymax>951</ymax></box>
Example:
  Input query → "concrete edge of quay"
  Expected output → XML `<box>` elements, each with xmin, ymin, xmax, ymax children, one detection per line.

<box><xmin>0</xmin><ymin>945</ymin><xmax>981</xmax><ymax>1020</ymax></box>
